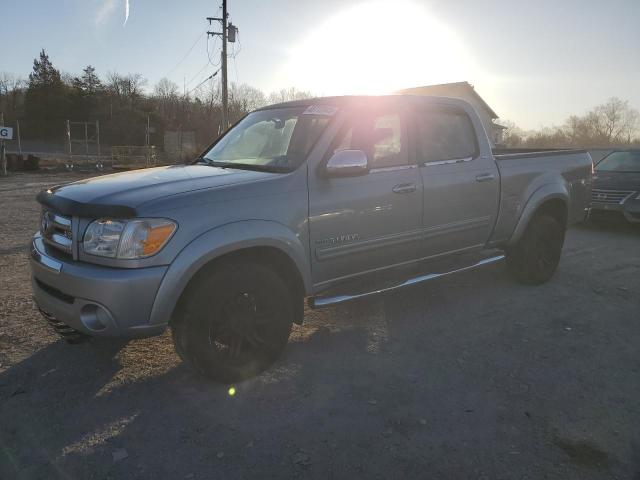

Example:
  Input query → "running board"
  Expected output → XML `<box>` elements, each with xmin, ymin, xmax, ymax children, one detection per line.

<box><xmin>309</xmin><ymin>254</ymin><xmax>505</xmax><ymax>308</ymax></box>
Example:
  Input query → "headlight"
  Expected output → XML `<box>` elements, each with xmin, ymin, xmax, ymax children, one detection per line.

<box><xmin>83</xmin><ymin>218</ymin><xmax>177</xmax><ymax>259</ymax></box>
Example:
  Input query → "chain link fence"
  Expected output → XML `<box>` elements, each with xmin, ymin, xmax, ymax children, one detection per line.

<box><xmin>110</xmin><ymin>145</ymin><xmax>158</xmax><ymax>170</ymax></box>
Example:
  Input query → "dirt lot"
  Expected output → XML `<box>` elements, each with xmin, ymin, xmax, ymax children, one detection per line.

<box><xmin>1</xmin><ymin>172</ymin><xmax>639</xmax><ymax>479</ymax></box>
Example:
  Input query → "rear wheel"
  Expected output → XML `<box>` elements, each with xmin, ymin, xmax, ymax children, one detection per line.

<box><xmin>506</xmin><ymin>213</ymin><xmax>565</xmax><ymax>285</ymax></box>
<box><xmin>171</xmin><ymin>260</ymin><xmax>296</xmax><ymax>383</ymax></box>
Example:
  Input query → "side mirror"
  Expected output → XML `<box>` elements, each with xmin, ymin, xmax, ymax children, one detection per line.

<box><xmin>325</xmin><ymin>150</ymin><xmax>369</xmax><ymax>177</ymax></box>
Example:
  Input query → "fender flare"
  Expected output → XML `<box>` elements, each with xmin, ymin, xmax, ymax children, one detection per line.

<box><xmin>507</xmin><ymin>183</ymin><xmax>569</xmax><ymax>246</ymax></box>
<box><xmin>148</xmin><ymin>220</ymin><xmax>311</xmax><ymax>327</ymax></box>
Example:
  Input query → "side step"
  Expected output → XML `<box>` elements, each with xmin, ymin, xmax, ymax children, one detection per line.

<box><xmin>309</xmin><ymin>254</ymin><xmax>505</xmax><ymax>308</ymax></box>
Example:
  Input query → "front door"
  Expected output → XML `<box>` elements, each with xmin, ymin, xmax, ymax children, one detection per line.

<box><xmin>308</xmin><ymin>104</ymin><xmax>423</xmax><ymax>288</ymax></box>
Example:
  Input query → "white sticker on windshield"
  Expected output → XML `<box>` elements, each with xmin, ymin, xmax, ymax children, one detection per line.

<box><xmin>303</xmin><ymin>105</ymin><xmax>338</xmax><ymax>116</ymax></box>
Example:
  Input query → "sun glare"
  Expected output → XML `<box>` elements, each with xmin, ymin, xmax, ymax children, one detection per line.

<box><xmin>274</xmin><ymin>1</ymin><xmax>476</xmax><ymax>95</ymax></box>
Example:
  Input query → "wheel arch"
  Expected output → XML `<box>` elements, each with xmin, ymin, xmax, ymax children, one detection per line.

<box><xmin>148</xmin><ymin>220</ymin><xmax>311</xmax><ymax>327</ymax></box>
<box><xmin>508</xmin><ymin>185</ymin><xmax>569</xmax><ymax>246</ymax></box>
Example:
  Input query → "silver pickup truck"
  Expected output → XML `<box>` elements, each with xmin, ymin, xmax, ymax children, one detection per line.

<box><xmin>31</xmin><ymin>95</ymin><xmax>592</xmax><ymax>382</ymax></box>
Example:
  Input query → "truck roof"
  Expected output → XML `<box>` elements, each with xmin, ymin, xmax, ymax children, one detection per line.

<box><xmin>260</xmin><ymin>94</ymin><xmax>472</xmax><ymax>111</ymax></box>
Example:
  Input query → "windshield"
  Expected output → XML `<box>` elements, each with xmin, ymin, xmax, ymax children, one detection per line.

<box><xmin>201</xmin><ymin>106</ymin><xmax>334</xmax><ymax>172</ymax></box>
<box><xmin>595</xmin><ymin>151</ymin><xmax>640</xmax><ymax>172</ymax></box>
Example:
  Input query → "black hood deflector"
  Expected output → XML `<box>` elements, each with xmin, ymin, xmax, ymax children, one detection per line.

<box><xmin>36</xmin><ymin>190</ymin><xmax>137</xmax><ymax>218</ymax></box>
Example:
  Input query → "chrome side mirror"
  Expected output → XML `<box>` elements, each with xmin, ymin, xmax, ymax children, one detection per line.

<box><xmin>325</xmin><ymin>150</ymin><xmax>369</xmax><ymax>177</ymax></box>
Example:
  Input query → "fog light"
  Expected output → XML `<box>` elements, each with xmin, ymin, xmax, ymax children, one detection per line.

<box><xmin>80</xmin><ymin>304</ymin><xmax>111</xmax><ymax>332</ymax></box>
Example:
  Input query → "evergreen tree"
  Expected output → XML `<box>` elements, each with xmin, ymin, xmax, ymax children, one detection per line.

<box><xmin>73</xmin><ymin>66</ymin><xmax>102</xmax><ymax>95</ymax></box>
<box><xmin>71</xmin><ymin>65</ymin><xmax>103</xmax><ymax>119</ymax></box>
<box><xmin>24</xmin><ymin>49</ymin><xmax>70</xmax><ymax>138</ymax></box>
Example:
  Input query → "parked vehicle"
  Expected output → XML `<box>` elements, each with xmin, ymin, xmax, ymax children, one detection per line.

<box><xmin>589</xmin><ymin>150</ymin><xmax>640</xmax><ymax>223</ymax></box>
<box><xmin>31</xmin><ymin>95</ymin><xmax>593</xmax><ymax>382</ymax></box>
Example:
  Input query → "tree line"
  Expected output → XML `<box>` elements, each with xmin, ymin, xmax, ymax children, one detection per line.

<box><xmin>1</xmin><ymin>49</ymin><xmax>639</xmax><ymax>152</ymax></box>
<box><xmin>499</xmin><ymin>97</ymin><xmax>640</xmax><ymax>148</ymax></box>
<box><xmin>0</xmin><ymin>49</ymin><xmax>311</xmax><ymax>150</ymax></box>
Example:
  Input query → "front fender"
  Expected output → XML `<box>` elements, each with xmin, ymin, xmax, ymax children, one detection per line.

<box><xmin>148</xmin><ymin>220</ymin><xmax>311</xmax><ymax>327</ymax></box>
<box><xmin>507</xmin><ymin>183</ymin><xmax>569</xmax><ymax>246</ymax></box>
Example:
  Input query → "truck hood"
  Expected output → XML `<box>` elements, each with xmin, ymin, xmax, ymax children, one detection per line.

<box><xmin>50</xmin><ymin>165</ymin><xmax>276</xmax><ymax>204</ymax></box>
<box><xmin>41</xmin><ymin>165</ymin><xmax>278</xmax><ymax>217</ymax></box>
<box><xmin>593</xmin><ymin>171</ymin><xmax>640</xmax><ymax>191</ymax></box>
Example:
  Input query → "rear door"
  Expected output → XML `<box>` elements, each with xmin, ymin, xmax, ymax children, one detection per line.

<box><xmin>308</xmin><ymin>104</ymin><xmax>423</xmax><ymax>287</ymax></box>
<box><xmin>414</xmin><ymin>105</ymin><xmax>500</xmax><ymax>256</ymax></box>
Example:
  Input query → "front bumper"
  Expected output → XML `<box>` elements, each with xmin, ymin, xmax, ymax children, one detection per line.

<box><xmin>589</xmin><ymin>201</ymin><xmax>640</xmax><ymax>223</ymax></box>
<box><xmin>589</xmin><ymin>190</ymin><xmax>640</xmax><ymax>223</ymax></box>
<box><xmin>30</xmin><ymin>235</ymin><xmax>168</xmax><ymax>338</ymax></box>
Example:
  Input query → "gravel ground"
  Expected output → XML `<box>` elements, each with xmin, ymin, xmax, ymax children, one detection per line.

<box><xmin>1</xmin><ymin>172</ymin><xmax>639</xmax><ymax>479</ymax></box>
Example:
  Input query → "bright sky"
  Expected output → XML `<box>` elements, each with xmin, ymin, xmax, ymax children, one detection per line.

<box><xmin>2</xmin><ymin>0</ymin><xmax>639</xmax><ymax>129</ymax></box>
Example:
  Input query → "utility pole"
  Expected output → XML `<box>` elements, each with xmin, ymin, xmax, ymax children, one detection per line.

<box><xmin>0</xmin><ymin>112</ymin><xmax>6</xmax><ymax>176</ymax></box>
<box><xmin>145</xmin><ymin>114</ymin><xmax>150</xmax><ymax>166</ymax></box>
<box><xmin>207</xmin><ymin>0</ymin><xmax>237</xmax><ymax>132</ymax></box>
<box><xmin>96</xmin><ymin>120</ymin><xmax>102</xmax><ymax>170</ymax></box>
<box><xmin>66</xmin><ymin>119</ymin><xmax>73</xmax><ymax>170</ymax></box>
<box><xmin>16</xmin><ymin>119</ymin><xmax>22</xmax><ymax>156</ymax></box>
<box><xmin>221</xmin><ymin>0</ymin><xmax>228</xmax><ymax>131</ymax></box>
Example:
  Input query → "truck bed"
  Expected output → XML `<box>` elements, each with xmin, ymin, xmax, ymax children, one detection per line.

<box><xmin>489</xmin><ymin>149</ymin><xmax>593</xmax><ymax>246</ymax></box>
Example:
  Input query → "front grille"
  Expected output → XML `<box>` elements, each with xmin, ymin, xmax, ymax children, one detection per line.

<box><xmin>591</xmin><ymin>189</ymin><xmax>636</xmax><ymax>205</ymax></box>
<box><xmin>41</xmin><ymin>210</ymin><xmax>73</xmax><ymax>256</ymax></box>
<box><xmin>35</xmin><ymin>278</ymin><xmax>74</xmax><ymax>304</ymax></box>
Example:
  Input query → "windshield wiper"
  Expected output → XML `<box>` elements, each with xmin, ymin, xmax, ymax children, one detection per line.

<box><xmin>194</xmin><ymin>157</ymin><xmax>225</xmax><ymax>167</ymax></box>
<box><xmin>198</xmin><ymin>159</ymin><xmax>290</xmax><ymax>173</ymax></box>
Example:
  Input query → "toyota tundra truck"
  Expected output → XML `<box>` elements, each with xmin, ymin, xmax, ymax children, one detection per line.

<box><xmin>31</xmin><ymin>95</ymin><xmax>592</xmax><ymax>382</ymax></box>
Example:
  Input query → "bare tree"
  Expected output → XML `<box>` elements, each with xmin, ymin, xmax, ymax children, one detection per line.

<box><xmin>564</xmin><ymin>114</ymin><xmax>599</xmax><ymax>147</ymax></box>
<box><xmin>497</xmin><ymin>119</ymin><xmax>524</xmax><ymax>147</ymax></box>
<box><xmin>194</xmin><ymin>77</ymin><xmax>218</xmax><ymax>104</ymax></box>
<box><xmin>0</xmin><ymin>72</ymin><xmax>26</xmax><ymax>121</ymax></box>
<box><xmin>154</xmin><ymin>77</ymin><xmax>179</xmax><ymax>100</ymax></box>
<box><xmin>0</xmin><ymin>72</ymin><xmax>26</xmax><ymax>97</ymax></box>
<box><xmin>106</xmin><ymin>72</ymin><xmax>147</xmax><ymax>109</ymax></box>
<box><xmin>267</xmin><ymin>87</ymin><xmax>313</xmax><ymax>105</ymax></box>
<box><xmin>508</xmin><ymin>97</ymin><xmax>640</xmax><ymax>149</ymax></box>
<box><xmin>153</xmin><ymin>77</ymin><xmax>180</xmax><ymax>120</ymax></box>
<box><xmin>230</xmin><ymin>83</ymin><xmax>267</xmax><ymax>112</ymax></box>
<box><xmin>620</xmin><ymin>105</ymin><xmax>640</xmax><ymax>144</ymax></box>
<box><xmin>592</xmin><ymin>97</ymin><xmax>639</xmax><ymax>144</ymax></box>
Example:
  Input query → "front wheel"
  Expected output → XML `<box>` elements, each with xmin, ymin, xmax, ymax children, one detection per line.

<box><xmin>171</xmin><ymin>261</ymin><xmax>296</xmax><ymax>383</ymax></box>
<box><xmin>506</xmin><ymin>213</ymin><xmax>565</xmax><ymax>285</ymax></box>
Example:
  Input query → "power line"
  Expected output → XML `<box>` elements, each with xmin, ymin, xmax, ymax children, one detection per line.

<box><xmin>185</xmin><ymin>62</ymin><xmax>211</xmax><ymax>88</ymax></box>
<box><xmin>231</xmin><ymin>29</ymin><xmax>241</xmax><ymax>86</ymax></box>
<box><xmin>206</xmin><ymin>34</ymin><xmax>221</xmax><ymax>67</ymax></box>
<box><xmin>162</xmin><ymin>30</ymin><xmax>206</xmax><ymax>79</ymax></box>
<box><xmin>184</xmin><ymin>69</ymin><xmax>220</xmax><ymax>97</ymax></box>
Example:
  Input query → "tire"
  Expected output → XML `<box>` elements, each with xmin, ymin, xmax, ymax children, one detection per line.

<box><xmin>506</xmin><ymin>213</ymin><xmax>565</xmax><ymax>285</ymax></box>
<box><xmin>171</xmin><ymin>260</ymin><xmax>296</xmax><ymax>383</ymax></box>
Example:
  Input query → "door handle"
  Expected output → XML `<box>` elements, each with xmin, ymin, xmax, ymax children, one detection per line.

<box><xmin>392</xmin><ymin>183</ymin><xmax>417</xmax><ymax>194</ymax></box>
<box><xmin>475</xmin><ymin>173</ymin><xmax>495</xmax><ymax>182</ymax></box>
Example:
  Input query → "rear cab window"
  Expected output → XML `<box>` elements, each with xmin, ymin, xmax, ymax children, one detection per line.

<box><xmin>414</xmin><ymin>107</ymin><xmax>478</xmax><ymax>163</ymax></box>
